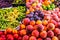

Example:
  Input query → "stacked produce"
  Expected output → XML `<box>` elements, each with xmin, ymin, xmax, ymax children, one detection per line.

<box><xmin>0</xmin><ymin>17</ymin><xmax>60</xmax><ymax>40</ymax></box>
<box><xmin>26</xmin><ymin>10</ymin><xmax>44</xmax><ymax>21</ymax></box>
<box><xmin>0</xmin><ymin>6</ymin><xmax>26</xmax><ymax>30</ymax></box>
<box><xmin>0</xmin><ymin>0</ymin><xmax>60</xmax><ymax>40</ymax></box>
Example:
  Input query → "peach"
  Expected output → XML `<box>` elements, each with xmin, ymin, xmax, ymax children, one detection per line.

<box><xmin>38</xmin><ymin>38</ymin><xmax>43</xmax><ymax>40</ymax></box>
<box><xmin>40</xmin><ymin>31</ymin><xmax>47</xmax><ymax>38</ymax></box>
<box><xmin>42</xmin><ymin>20</ymin><xmax>48</xmax><ymax>26</ymax></box>
<box><xmin>47</xmin><ymin>30</ymin><xmax>54</xmax><ymax>37</ymax></box>
<box><xmin>44</xmin><ymin>37</ymin><xmax>51</xmax><ymax>40</ymax></box>
<box><xmin>58</xmin><ymin>22</ymin><xmax>60</xmax><ymax>28</ymax></box>
<box><xmin>20</xmin><ymin>24</ymin><xmax>26</xmax><ymax>29</ymax></box>
<box><xmin>0</xmin><ymin>37</ymin><xmax>3</xmax><ymax>40</ymax></box>
<box><xmin>1</xmin><ymin>35</ymin><xmax>5</xmax><ymax>38</ymax></box>
<box><xmin>50</xmin><ymin>20</ymin><xmax>58</xmax><ymax>27</ymax></box>
<box><xmin>57</xmin><ymin>35</ymin><xmax>60</xmax><ymax>40</ymax></box>
<box><xmin>52</xmin><ymin>36</ymin><xmax>58</xmax><ymax>40</ymax></box>
<box><xmin>7</xmin><ymin>34</ymin><xmax>14</xmax><ymax>40</ymax></box>
<box><xmin>13</xmin><ymin>34</ymin><xmax>18</xmax><ymax>38</ymax></box>
<box><xmin>19</xmin><ymin>29</ymin><xmax>26</xmax><ymax>36</ymax></box>
<box><xmin>0</xmin><ymin>31</ymin><xmax>3</xmax><ymax>35</ymax></box>
<box><xmin>44</xmin><ymin>26</ymin><xmax>47</xmax><ymax>31</ymax></box>
<box><xmin>37</xmin><ymin>24</ymin><xmax>44</xmax><ymax>31</ymax></box>
<box><xmin>54</xmin><ymin>28</ymin><xmax>60</xmax><ymax>35</ymax></box>
<box><xmin>22</xmin><ymin>18</ymin><xmax>30</xmax><ymax>25</ymax></box>
<box><xmin>30</xmin><ymin>20</ymin><xmax>35</xmax><ymax>26</ymax></box>
<box><xmin>12</xmin><ymin>29</ymin><xmax>18</xmax><ymax>34</ymax></box>
<box><xmin>18</xmin><ymin>36</ymin><xmax>22</xmax><ymax>40</ymax></box>
<box><xmin>29</xmin><ymin>36</ymin><xmax>37</xmax><ymax>40</ymax></box>
<box><xmin>47</xmin><ymin>23</ymin><xmax>55</xmax><ymax>30</ymax></box>
<box><xmin>36</xmin><ymin>20</ymin><xmax>42</xmax><ymax>25</ymax></box>
<box><xmin>23</xmin><ymin>35</ymin><xmax>29</xmax><ymax>40</ymax></box>
<box><xmin>6</xmin><ymin>28</ymin><xmax>12</xmax><ymax>33</ymax></box>
<box><xmin>32</xmin><ymin>30</ymin><xmax>39</xmax><ymax>37</ymax></box>
<box><xmin>33</xmin><ymin>25</ymin><xmax>38</xmax><ymax>30</ymax></box>
<box><xmin>26</xmin><ymin>25</ymin><xmax>33</xmax><ymax>34</ymax></box>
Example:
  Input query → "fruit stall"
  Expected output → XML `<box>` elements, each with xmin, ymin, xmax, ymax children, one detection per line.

<box><xmin>0</xmin><ymin>0</ymin><xmax>60</xmax><ymax>40</ymax></box>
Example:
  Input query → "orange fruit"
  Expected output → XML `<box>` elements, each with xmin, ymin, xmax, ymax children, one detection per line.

<box><xmin>12</xmin><ymin>29</ymin><xmax>18</xmax><ymax>34</ymax></box>
<box><xmin>30</xmin><ymin>20</ymin><xmax>35</xmax><ymax>26</ymax></box>
<box><xmin>36</xmin><ymin>20</ymin><xmax>42</xmax><ymax>25</ymax></box>
<box><xmin>26</xmin><ymin>0</ymin><xmax>29</xmax><ymax>3</ymax></box>
<box><xmin>44</xmin><ymin>26</ymin><xmax>47</xmax><ymax>31</ymax></box>
<box><xmin>29</xmin><ymin>6</ymin><xmax>34</xmax><ymax>12</ymax></box>
<box><xmin>33</xmin><ymin>25</ymin><xmax>38</xmax><ymax>30</ymax></box>
<box><xmin>43</xmin><ymin>1</ymin><xmax>50</xmax><ymax>6</ymax></box>
<box><xmin>50</xmin><ymin>0</ymin><xmax>54</xmax><ymax>2</ymax></box>
<box><xmin>4</xmin><ymin>30</ymin><xmax>7</xmax><ymax>34</ymax></box>
<box><xmin>42</xmin><ymin>20</ymin><xmax>48</xmax><ymax>26</ymax></box>
<box><xmin>20</xmin><ymin>24</ymin><xmax>26</xmax><ymax>29</ymax></box>
<box><xmin>26</xmin><ymin>10</ymin><xmax>30</xmax><ymax>15</ymax></box>
<box><xmin>52</xmin><ymin>36</ymin><xmax>59</xmax><ymax>40</ymax></box>
<box><xmin>19</xmin><ymin>29</ymin><xmax>26</xmax><ymax>36</ymax></box>
<box><xmin>6</xmin><ymin>28</ymin><xmax>12</xmax><ymax>33</ymax></box>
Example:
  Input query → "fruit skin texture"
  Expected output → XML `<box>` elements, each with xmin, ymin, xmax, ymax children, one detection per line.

<box><xmin>29</xmin><ymin>36</ymin><xmax>37</xmax><ymax>40</ymax></box>
<box><xmin>7</xmin><ymin>34</ymin><xmax>14</xmax><ymax>40</ymax></box>
<box><xmin>32</xmin><ymin>30</ymin><xmax>39</xmax><ymax>37</ymax></box>
<box><xmin>47</xmin><ymin>30</ymin><xmax>54</xmax><ymax>37</ymax></box>
<box><xmin>36</xmin><ymin>20</ymin><xmax>42</xmax><ymax>25</ymax></box>
<box><xmin>30</xmin><ymin>20</ymin><xmax>35</xmax><ymax>26</ymax></box>
<box><xmin>50</xmin><ymin>20</ymin><xmax>58</xmax><ymax>27</ymax></box>
<box><xmin>22</xmin><ymin>18</ymin><xmax>30</xmax><ymax>25</ymax></box>
<box><xmin>20</xmin><ymin>24</ymin><xmax>26</xmax><ymax>29</ymax></box>
<box><xmin>19</xmin><ymin>29</ymin><xmax>26</xmax><ymax>36</ymax></box>
<box><xmin>0</xmin><ymin>31</ymin><xmax>3</xmax><ymax>35</ymax></box>
<box><xmin>44</xmin><ymin>37</ymin><xmax>51</xmax><ymax>40</ymax></box>
<box><xmin>52</xmin><ymin>36</ymin><xmax>59</xmax><ymax>40</ymax></box>
<box><xmin>26</xmin><ymin>25</ymin><xmax>33</xmax><ymax>33</ymax></box>
<box><xmin>37</xmin><ymin>24</ymin><xmax>44</xmax><ymax>31</ymax></box>
<box><xmin>47</xmin><ymin>23</ymin><xmax>55</xmax><ymax>30</ymax></box>
<box><xmin>40</xmin><ymin>31</ymin><xmax>47</xmax><ymax>38</ymax></box>
<box><xmin>18</xmin><ymin>36</ymin><xmax>22</xmax><ymax>40</ymax></box>
<box><xmin>42</xmin><ymin>20</ymin><xmax>48</xmax><ymax>26</ymax></box>
<box><xmin>12</xmin><ymin>29</ymin><xmax>18</xmax><ymax>34</ymax></box>
<box><xmin>6</xmin><ymin>28</ymin><xmax>12</xmax><ymax>33</ymax></box>
<box><xmin>54</xmin><ymin>28</ymin><xmax>60</xmax><ymax>35</ymax></box>
<box><xmin>13</xmin><ymin>34</ymin><xmax>18</xmax><ymax>39</ymax></box>
<box><xmin>22</xmin><ymin>35</ymin><xmax>29</xmax><ymax>40</ymax></box>
<box><xmin>38</xmin><ymin>38</ymin><xmax>42</xmax><ymax>40</ymax></box>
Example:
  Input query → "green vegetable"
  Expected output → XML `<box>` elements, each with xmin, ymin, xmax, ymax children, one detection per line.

<box><xmin>0</xmin><ymin>6</ymin><xmax>26</xmax><ymax>30</ymax></box>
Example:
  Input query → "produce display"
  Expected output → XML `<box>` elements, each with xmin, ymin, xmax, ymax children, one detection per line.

<box><xmin>0</xmin><ymin>6</ymin><xmax>26</xmax><ymax>30</ymax></box>
<box><xmin>0</xmin><ymin>0</ymin><xmax>60</xmax><ymax>40</ymax></box>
